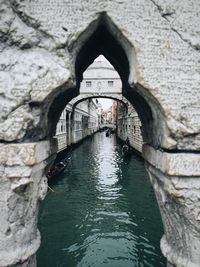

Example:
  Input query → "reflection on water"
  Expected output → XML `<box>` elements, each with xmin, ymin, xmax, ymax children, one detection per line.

<box><xmin>37</xmin><ymin>133</ymin><xmax>166</xmax><ymax>267</ymax></box>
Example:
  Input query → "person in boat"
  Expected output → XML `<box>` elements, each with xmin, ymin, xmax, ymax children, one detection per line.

<box><xmin>110</xmin><ymin>128</ymin><xmax>114</xmax><ymax>134</ymax></box>
<box><xmin>122</xmin><ymin>137</ymin><xmax>131</xmax><ymax>156</ymax></box>
<box><xmin>56</xmin><ymin>161</ymin><xmax>65</xmax><ymax>169</ymax></box>
<box><xmin>46</xmin><ymin>161</ymin><xmax>66</xmax><ymax>179</ymax></box>
<box><xmin>125</xmin><ymin>137</ymin><xmax>130</xmax><ymax>146</ymax></box>
<box><xmin>47</xmin><ymin>169</ymin><xmax>52</xmax><ymax>177</ymax></box>
<box><xmin>122</xmin><ymin>144</ymin><xmax>129</xmax><ymax>155</ymax></box>
<box><xmin>106</xmin><ymin>129</ymin><xmax>110</xmax><ymax>137</ymax></box>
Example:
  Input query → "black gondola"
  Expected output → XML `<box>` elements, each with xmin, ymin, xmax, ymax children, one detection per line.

<box><xmin>106</xmin><ymin>130</ymin><xmax>110</xmax><ymax>137</ymax></box>
<box><xmin>46</xmin><ymin>161</ymin><xmax>66</xmax><ymax>179</ymax></box>
<box><xmin>122</xmin><ymin>144</ymin><xmax>130</xmax><ymax>157</ymax></box>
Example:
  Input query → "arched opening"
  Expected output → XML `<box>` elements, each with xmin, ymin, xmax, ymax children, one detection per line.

<box><xmin>45</xmin><ymin>12</ymin><xmax>168</xmax><ymax>152</ymax></box>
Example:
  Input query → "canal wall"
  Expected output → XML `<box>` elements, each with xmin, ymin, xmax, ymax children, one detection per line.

<box><xmin>55</xmin><ymin>99</ymin><xmax>99</xmax><ymax>152</ymax></box>
<box><xmin>117</xmin><ymin>102</ymin><xmax>143</xmax><ymax>154</ymax></box>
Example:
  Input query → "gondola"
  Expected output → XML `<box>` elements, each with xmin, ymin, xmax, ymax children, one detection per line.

<box><xmin>122</xmin><ymin>144</ymin><xmax>131</xmax><ymax>157</ymax></box>
<box><xmin>106</xmin><ymin>130</ymin><xmax>110</xmax><ymax>137</ymax></box>
<box><xmin>46</xmin><ymin>161</ymin><xmax>66</xmax><ymax>179</ymax></box>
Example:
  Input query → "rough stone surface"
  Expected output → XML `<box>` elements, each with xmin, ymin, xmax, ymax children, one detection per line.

<box><xmin>143</xmin><ymin>145</ymin><xmax>200</xmax><ymax>176</ymax></box>
<box><xmin>147</xmin><ymin>164</ymin><xmax>200</xmax><ymax>267</ymax></box>
<box><xmin>117</xmin><ymin>102</ymin><xmax>143</xmax><ymax>153</ymax></box>
<box><xmin>0</xmin><ymin>140</ymin><xmax>57</xmax><ymax>267</ymax></box>
<box><xmin>10</xmin><ymin>255</ymin><xmax>37</xmax><ymax>267</ymax></box>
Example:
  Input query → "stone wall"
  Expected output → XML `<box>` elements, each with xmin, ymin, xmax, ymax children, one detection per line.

<box><xmin>144</xmin><ymin>145</ymin><xmax>200</xmax><ymax>267</ymax></box>
<box><xmin>55</xmin><ymin>99</ymin><xmax>99</xmax><ymax>152</ymax></box>
<box><xmin>0</xmin><ymin>140</ymin><xmax>57</xmax><ymax>267</ymax></box>
<box><xmin>56</xmin><ymin>108</ymin><xmax>68</xmax><ymax>152</ymax></box>
<box><xmin>80</xmin><ymin>55</ymin><xmax>122</xmax><ymax>95</ymax></box>
<box><xmin>71</xmin><ymin>99</ymin><xmax>99</xmax><ymax>144</ymax></box>
<box><xmin>117</xmin><ymin>102</ymin><xmax>143</xmax><ymax>154</ymax></box>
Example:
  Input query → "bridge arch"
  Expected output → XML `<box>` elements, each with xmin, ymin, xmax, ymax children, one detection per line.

<box><xmin>71</xmin><ymin>95</ymin><xmax>126</xmax><ymax>109</ymax></box>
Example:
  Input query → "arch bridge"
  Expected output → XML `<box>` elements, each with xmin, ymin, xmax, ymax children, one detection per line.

<box><xmin>99</xmin><ymin>123</ymin><xmax>116</xmax><ymax>129</ymax></box>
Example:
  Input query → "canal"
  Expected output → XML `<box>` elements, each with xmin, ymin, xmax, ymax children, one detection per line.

<box><xmin>37</xmin><ymin>132</ymin><xmax>166</xmax><ymax>267</ymax></box>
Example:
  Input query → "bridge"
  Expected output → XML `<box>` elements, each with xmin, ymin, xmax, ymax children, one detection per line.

<box><xmin>99</xmin><ymin>123</ymin><xmax>116</xmax><ymax>129</ymax></box>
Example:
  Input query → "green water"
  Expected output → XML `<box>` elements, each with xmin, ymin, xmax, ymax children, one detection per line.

<box><xmin>37</xmin><ymin>133</ymin><xmax>166</xmax><ymax>267</ymax></box>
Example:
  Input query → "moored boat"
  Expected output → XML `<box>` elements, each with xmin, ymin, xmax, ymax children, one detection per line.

<box><xmin>46</xmin><ymin>161</ymin><xmax>66</xmax><ymax>179</ymax></box>
<box><xmin>106</xmin><ymin>130</ymin><xmax>110</xmax><ymax>137</ymax></box>
<box><xmin>122</xmin><ymin>144</ymin><xmax>131</xmax><ymax>157</ymax></box>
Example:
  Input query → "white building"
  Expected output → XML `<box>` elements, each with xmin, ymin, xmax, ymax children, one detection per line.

<box><xmin>80</xmin><ymin>55</ymin><xmax>122</xmax><ymax>96</ymax></box>
<box><xmin>117</xmin><ymin>102</ymin><xmax>143</xmax><ymax>153</ymax></box>
<box><xmin>55</xmin><ymin>100</ymin><xmax>99</xmax><ymax>152</ymax></box>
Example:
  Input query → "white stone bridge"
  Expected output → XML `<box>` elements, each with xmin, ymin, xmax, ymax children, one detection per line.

<box><xmin>100</xmin><ymin>123</ymin><xmax>116</xmax><ymax>129</ymax></box>
<box><xmin>0</xmin><ymin>1</ymin><xmax>200</xmax><ymax>267</ymax></box>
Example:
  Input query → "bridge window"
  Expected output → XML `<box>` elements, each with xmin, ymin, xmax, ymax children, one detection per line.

<box><xmin>86</xmin><ymin>81</ymin><xmax>92</xmax><ymax>87</ymax></box>
<box><xmin>108</xmin><ymin>81</ymin><xmax>114</xmax><ymax>87</ymax></box>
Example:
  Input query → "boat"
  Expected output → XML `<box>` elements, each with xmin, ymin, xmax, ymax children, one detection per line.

<box><xmin>106</xmin><ymin>130</ymin><xmax>110</xmax><ymax>137</ymax></box>
<box><xmin>46</xmin><ymin>161</ymin><xmax>66</xmax><ymax>179</ymax></box>
<box><xmin>122</xmin><ymin>144</ymin><xmax>131</xmax><ymax>157</ymax></box>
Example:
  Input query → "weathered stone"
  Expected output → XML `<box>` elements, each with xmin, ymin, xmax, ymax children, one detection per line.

<box><xmin>10</xmin><ymin>254</ymin><xmax>37</xmax><ymax>267</ymax></box>
<box><xmin>0</xmin><ymin>140</ymin><xmax>55</xmax><ymax>267</ymax></box>
<box><xmin>147</xmin><ymin>164</ymin><xmax>200</xmax><ymax>267</ymax></box>
<box><xmin>0</xmin><ymin>140</ymin><xmax>57</xmax><ymax>168</ymax></box>
<box><xmin>0</xmin><ymin>105</ymin><xmax>34</xmax><ymax>141</ymax></box>
<box><xmin>0</xmin><ymin>45</ymin><xmax>71</xmax><ymax>141</ymax></box>
<box><xmin>5</xmin><ymin>166</ymin><xmax>32</xmax><ymax>178</ymax></box>
<box><xmin>0</xmin><ymin>144</ymin><xmax>8</xmax><ymax>165</ymax></box>
<box><xmin>143</xmin><ymin>145</ymin><xmax>200</xmax><ymax>176</ymax></box>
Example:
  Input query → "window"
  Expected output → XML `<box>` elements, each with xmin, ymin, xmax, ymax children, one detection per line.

<box><xmin>86</xmin><ymin>81</ymin><xmax>91</xmax><ymax>87</ymax></box>
<box><xmin>108</xmin><ymin>81</ymin><xmax>114</xmax><ymax>87</ymax></box>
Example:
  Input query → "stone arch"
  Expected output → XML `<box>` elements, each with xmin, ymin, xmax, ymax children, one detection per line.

<box><xmin>71</xmin><ymin>95</ymin><xmax>127</xmax><ymax>108</ymax></box>
<box><xmin>70</xmin><ymin>95</ymin><xmax>128</xmax><ymax>134</ymax></box>
<box><xmin>46</xmin><ymin>12</ymin><xmax>169</xmax><ymax>151</ymax></box>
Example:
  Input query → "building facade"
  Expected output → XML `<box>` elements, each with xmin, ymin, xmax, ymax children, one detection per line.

<box><xmin>55</xmin><ymin>99</ymin><xmax>99</xmax><ymax>152</ymax></box>
<box><xmin>80</xmin><ymin>55</ymin><xmax>122</xmax><ymax>96</ymax></box>
<box><xmin>116</xmin><ymin>101</ymin><xmax>143</xmax><ymax>153</ymax></box>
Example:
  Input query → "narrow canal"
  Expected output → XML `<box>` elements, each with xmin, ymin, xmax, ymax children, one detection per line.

<box><xmin>37</xmin><ymin>132</ymin><xmax>166</xmax><ymax>267</ymax></box>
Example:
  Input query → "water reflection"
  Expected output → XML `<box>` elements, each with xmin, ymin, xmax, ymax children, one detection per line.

<box><xmin>37</xmin><ymin>133</ymin><xmax>166</xmax><ymax>267</ymax></box>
